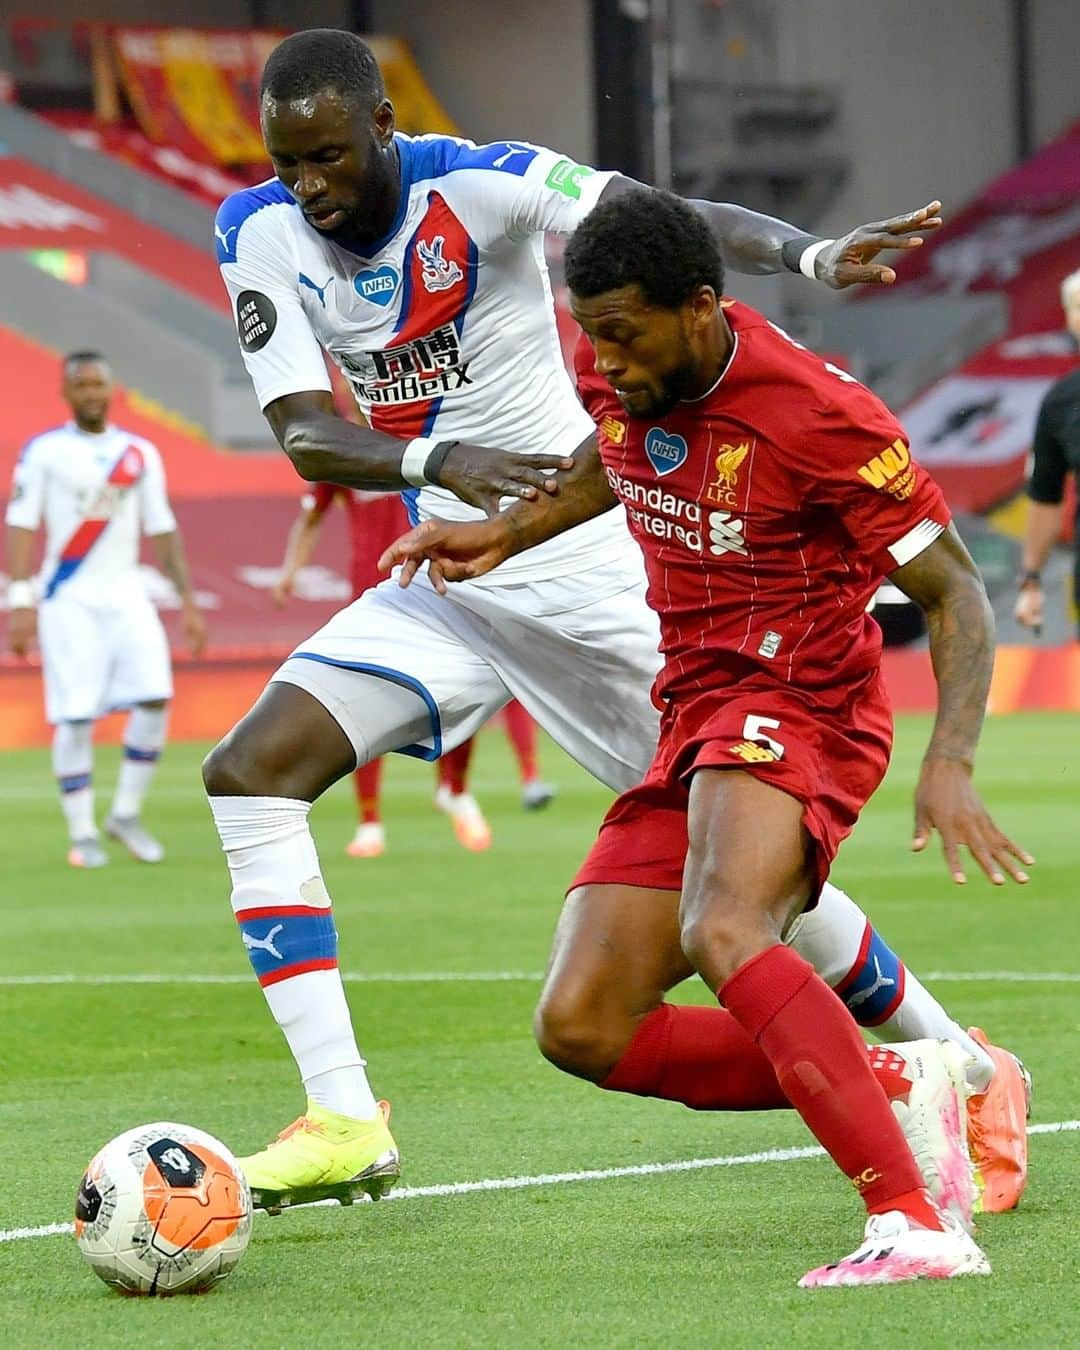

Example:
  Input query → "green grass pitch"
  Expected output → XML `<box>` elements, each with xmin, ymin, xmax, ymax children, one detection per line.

<box><xmin>0</xmin><ymin>711</ymin><xmax>1077</xmax><ymax>1347</ymax></box>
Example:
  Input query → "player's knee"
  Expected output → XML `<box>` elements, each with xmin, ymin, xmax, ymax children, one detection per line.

<box><xmin>533</xmin><ymin>990</ymin><xmax>630</xmax><ymax>1082</ymax></box>
<box><xmin>201</xmin><ymin>733</ymin><xmax>264</xmax><ymax>797</ymax></box>
<box><xmin>680</xmin><ymin>890</ymin><xmax>764</xmax><ymax>983</ymax></box>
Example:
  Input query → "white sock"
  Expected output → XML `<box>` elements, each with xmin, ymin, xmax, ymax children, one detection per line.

<box><xmin>111</xmin><ymin>704</ymin><xmax>169</xmax><ymax>818</ymax></box>
<box><xmin>208</xmin><ymin>794</ymin><xmax>379</xmax><ymax>1119</ymax></box>
<box><xmin>53</xmin><ymin>720</ymin><xmax>96</xmax><ymax>840</ymax></box>
<box><xmin>788</xmin><ymin>882</ymin><xmax>995</xmax><ymax>1093</ymax></box>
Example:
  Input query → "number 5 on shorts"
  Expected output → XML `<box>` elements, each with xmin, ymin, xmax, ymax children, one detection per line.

<box><xmin>742</xmin><ymin>714</ymin><xmax>785</xmax><ymax>760</ymax></box>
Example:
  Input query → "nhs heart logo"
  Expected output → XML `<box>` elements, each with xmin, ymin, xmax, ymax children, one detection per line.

<box><xmin>353</xmin><ymin>265</ymin><xmax>400</xmax><ymax>308</ymax></box>
<box><xmin>644</xmin><ymin>427</ymin><xmax>688</xmax><ymax>477</ymax></box>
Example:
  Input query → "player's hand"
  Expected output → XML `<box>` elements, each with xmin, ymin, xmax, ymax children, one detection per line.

<box><xmin>911</xmin><ymin>756</ymin><xmax>1033</xmax><ymax>885</ymax></box>
<box><xmin>437</xmin><ymin>444</ymin><xmax>575</xmax><ymax>517</ymax></box>
<box><xmin>272</xmin><ymin>575</ymin><xmax>295</xmax><ymax>607</ymax></box>
<box><xmin>182</xmin><ymin>601</ymin><xmax>208</xmax><ymax>657</ymax></box>
<box><xmin>7</xmin><ymin>607</ymin><xmax>36</xmax><ymax>657</ymax></box>
<box><xmin>378</xmin><ymin>517</ymin><xmax>514</xmax><ymax>593</ymax></box>
<box><xmin>1013</xmin><ymin>582</ymin><xmax>1044</xmax><ymax>634</ymax></box>
<box><xmin>816</xmin><ymin>201</ymin><xmax>943</xmax><ymax>289</ymax></box>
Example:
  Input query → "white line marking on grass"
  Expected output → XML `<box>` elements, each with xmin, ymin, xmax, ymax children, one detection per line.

<box><xmin>0</xmin><ymin>972</ymin><xmax>544</xmax><ymax>987</ymax></box>
<box><xmin>4</xmin><ymin>1120</ymin><xmax>1077</xmax><ymax>1247</ymax></box>
<box><xmin>2</xmin><ymin>970</ymin><xmax>1079</xmax><ymax>988</ymax></box>
<box><xmin>923</xmin><ymin>972</ymin><xmax>1080</xmax><ymax>983</ymax></box>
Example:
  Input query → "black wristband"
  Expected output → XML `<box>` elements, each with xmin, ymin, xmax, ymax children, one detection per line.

<box><xmin>424</xmin><ymin>440</ymin><xmax>460</xmax><ymax>486</ymax></box>
<box><xmin>1018</xmin><ymin>569</ymin><xmax>1042</xmax><ymax>588</ymax></box>
<box><xmin>780</xmin><ymin>234</ymin><xmax>823</xmax><ymax>274</ymax></box>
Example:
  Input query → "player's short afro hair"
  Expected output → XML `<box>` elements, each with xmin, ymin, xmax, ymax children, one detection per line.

<box><xmin>260</xmin><ymin>29</ymin><xmax>386</xmax><ymax>108</ymax></box>
<box><xmin>63</xmin><ymin>350</ymin><xmax>107</xmax><ymax>370</ymax></box>
<box><xmin>565</xmin><ymin>188</ymin><xmax>724</xmax><ymax>309</ymax></box>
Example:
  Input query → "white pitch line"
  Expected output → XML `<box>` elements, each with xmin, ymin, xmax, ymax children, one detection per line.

<box><xmin>3</xmin><ymin>1120</ymin><xmax>1077</xmax><ymax>1247</ymax></box>
<box><xmin>1</xmin><ymin>970</ymin><xmax>1079</xmax><ymax>988</ymax></box>
<box><xmin>0</xmin><ymin>972</ymin><xmax>543</xmax><ymax>987</ymax></box>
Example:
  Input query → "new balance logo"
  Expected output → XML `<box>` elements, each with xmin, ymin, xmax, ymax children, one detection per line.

<box><xmin>243</xmin><ymin>923</ymin><xmax>284</xmax><ymax>960</ymax></box>
<box><xmin>707</xmin><ymin>511</ymin><xmax>748</xmax><ymax>557</ymax></box>
<box><xmin>847</xmin><ymin>955</ymin><xmax>896</xmax><ymax>1009</ymax></box>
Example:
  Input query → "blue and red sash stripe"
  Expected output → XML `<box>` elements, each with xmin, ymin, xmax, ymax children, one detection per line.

<box><xmin>45</xmin><ymin>444</ymin><xmax>145</xmax><ymax>599</ymax></box>
<box><xmin>369</xmin><ymin>191</ymin><xmax>479</xmax><ymax>443</ymax></box>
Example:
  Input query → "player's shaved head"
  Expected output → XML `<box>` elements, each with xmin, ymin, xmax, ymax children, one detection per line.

<box><xmin>565</xmin><ymin>189</ymin><xmax>724</xmax><ymax>309</ymax></box>
<box><xmin>260</xmin><ymin>29</ymin><xmax>386</xmax><ymax>111</ymax></box>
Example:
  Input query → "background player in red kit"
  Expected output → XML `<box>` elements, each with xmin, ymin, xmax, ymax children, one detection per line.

<box><xmin>382</xmin><ymin>190</ymin><xmax>1033</xmax><ymax>1286</ymax></box>
<box><xmin>274</xmin><ymin>484</ymin><xmax>554</xmax><ymax>854</ymax></box>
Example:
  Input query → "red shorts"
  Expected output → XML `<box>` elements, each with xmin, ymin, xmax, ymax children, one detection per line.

<box><xmin>570</xmin><ymin>668</ymin><xmax>893</xmax><ymax>897</ymax></box>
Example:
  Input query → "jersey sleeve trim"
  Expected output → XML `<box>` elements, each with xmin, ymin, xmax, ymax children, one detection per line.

<box><xmin>215</xmin><ymin>179</ymin><xmax>294</xmax><ymax>263</ymax></box>
<box><xmin>887</xmin><ymin>518</ymin><xmax>945</xmax><ymax>567</ymax></box>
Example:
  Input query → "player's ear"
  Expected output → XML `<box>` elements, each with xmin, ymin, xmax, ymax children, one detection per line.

<box><xmin>687</xmin><ymin>286</ymin><xmax>718</xmax><ymax>332</ymax></box>
<box><xmin>373</xmin><ymin>99</ymin><xmax>396</xmax><ymax>146</ymax></box>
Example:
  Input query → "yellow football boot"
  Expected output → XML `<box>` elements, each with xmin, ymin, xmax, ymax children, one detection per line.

<box><xmin>240</xmin><ymin>1100</ymin><xmax>399</xmax><ymax>1214</ymax></box>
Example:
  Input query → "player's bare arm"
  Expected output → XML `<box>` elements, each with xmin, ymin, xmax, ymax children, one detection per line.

<box><xmin>5</xmin><ymin>524</ymin><xmax>37</xmax><ymax>656</ymax></box>
<box><xmin>265</xmin><ymin>390</ymin><xmax>573</xmax><ymax>516</ymax></box>
<box><xmin>273</xmin><ymin>497</ymin><xmax>330</xmax><ymax>606</ymax></box>
<box><xmin>1014</xmin><ymin>500</ymin><xmax>1063</xmax><ymax>631</ymax></box>
<box><xmin>600</xmin><ymin>177</ymin><xmax>942</xmax><ymax>288</ymax></box>
<box><xmin>890</xmin><ymin>523</ymin><xmax>1033</xmax><ymax>886</ymax></box>
<box><xmin>149</xmin><ymin>530</ymin><xmax>207</xmax><ymax>656</ymax></box>
<box><xmin>378</xmin><ymin>435</ymin><xmax>615</xmax><ymax>593</ymax></box>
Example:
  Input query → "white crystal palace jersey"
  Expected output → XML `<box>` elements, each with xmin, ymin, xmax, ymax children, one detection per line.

<box><xmin>215</xmin><ymin>133</ymin><xmax>635</xmax><ymax>583</ymax></box>
<box><xmin>6</xmin><ymin>424</ymin><xmax>176</xmax><ymax>606</ymax></box>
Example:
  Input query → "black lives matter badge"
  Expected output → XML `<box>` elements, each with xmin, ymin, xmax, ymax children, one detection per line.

<box><xmin>236</xmin><ymin>290</ymin><xmax>277</xmax><ymax>352</ymax></box>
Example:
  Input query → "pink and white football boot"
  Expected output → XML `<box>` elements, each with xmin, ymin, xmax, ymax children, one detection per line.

<box><xmin>799</xmin><ymin>1208</ymin><xmax>990</xmax><ymax>1288</ymax></box>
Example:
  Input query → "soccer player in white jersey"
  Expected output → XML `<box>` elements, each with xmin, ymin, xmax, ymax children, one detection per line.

<box><xmin>204</xmin><ymin>29</ymin><xmax>1028</xmax><ymax>1214</ymax></box>
<box><xmin>6</xmin><ymin>352</ymin><xmax>206</xmax><ymax>867</ymax></box>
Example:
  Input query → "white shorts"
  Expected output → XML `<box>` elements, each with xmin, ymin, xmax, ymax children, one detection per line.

<box><xmin>273</xmin><ymin>560</ymin><xmax>663</xmax><ymax>793</ymax></box>
<box><xmin>37</xmin><ymin>592</ymin><xmax>173</xmax><ymax>724</ymax></box>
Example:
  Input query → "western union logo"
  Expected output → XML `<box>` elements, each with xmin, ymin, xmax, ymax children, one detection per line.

<box><xmin>600</xmin><ymin>415</ymin><xmax>626</xmax><ymax>445</ymax></box>
<box><xmin>858</xmin><ymin>438</ymin><xmax>910</xmax><ymax>490</ymax></box>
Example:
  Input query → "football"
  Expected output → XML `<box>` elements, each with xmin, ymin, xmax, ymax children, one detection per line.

<box><xmin>74</xmin><ymin>1122</ymin><xmax>253</xmax><ymax>1296</ymax></box>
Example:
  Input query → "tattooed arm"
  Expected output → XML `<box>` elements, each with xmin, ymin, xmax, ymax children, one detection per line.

<box><xmin>890</xmin><ymin>524</ymin><xmax>1032</xmax><ymax>885</ymax></box>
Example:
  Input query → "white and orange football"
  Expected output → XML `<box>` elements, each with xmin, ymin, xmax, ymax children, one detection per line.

<box><xmin>74</xmin><ymin>1122</ymin><xmax>252</xmax><ymax>1295</ymax></box>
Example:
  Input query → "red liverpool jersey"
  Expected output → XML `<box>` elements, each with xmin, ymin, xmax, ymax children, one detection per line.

<box><xmin>306</xmin><ymin>483</ymin><xmax>410</xmax><ymax>596</ymax></box>
<box><xmin>574</xmin><ymin>300</ymin><xmax>950</xmax><ymax>699</ymax></box>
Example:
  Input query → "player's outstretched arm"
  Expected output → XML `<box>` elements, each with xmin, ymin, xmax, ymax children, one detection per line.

<box><xmin>890</xmin><ymin>523</ymin><xmax>1033</xmax><ymax>886</ymax></box>
<box><xmin>600</xmin><ymin>178</ymin><xmax>941</xmax><ymax>287</ymax></box>
<box><xmin>378</xmin><ymin>435</ymin><xmax>616</xmax><ymax>592</ymax></box>
<box><xmin>265</xmin><ymin>391</ymin><xmax>573</xmax><ymax>515</ymax></box>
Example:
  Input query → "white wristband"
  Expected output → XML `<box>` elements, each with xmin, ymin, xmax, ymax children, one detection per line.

<box><xmin>7</xmin><ymin>579</ymin><xmax>34</xmax><ymax>610</ymax></box>
<box><xmin>798</xmin><ymin>238</ymin><xmax>836</xmax><ymax>281</ymax></box>
<box><xmin>400</xmin><ymin>436</ymin><xmax>438</xmax><ymax>487</ymax></box>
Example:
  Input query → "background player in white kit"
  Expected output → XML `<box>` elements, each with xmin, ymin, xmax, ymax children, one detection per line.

<box><xmin>5</xmin><ymin>351</ymin><xmax>206</xmax><ymax>868</ymax></box>
<box><xmin>204</xmin><ymin>30</ymin><xmax>1022</xmax><ymax>1213</ymax></box>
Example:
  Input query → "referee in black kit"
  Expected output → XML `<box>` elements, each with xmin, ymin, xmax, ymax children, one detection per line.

<box><xmin>1015</xmin><ymin>268</ymin><xmax>1080</xmax><ymax>639</ymax></box>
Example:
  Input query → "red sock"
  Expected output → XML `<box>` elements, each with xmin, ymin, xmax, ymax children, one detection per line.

<box><xmin>600</xmin><ymin>1007</ymin><xmax>918</xmax><ymax>1113</ymax></box>
<box><xmin>602</xmin><ymin>1004</ymin><xmax>789</xmax><ymax>1109</ymax></box>
<box><xmin>720</xmin><ymin>946</ymin><xmax>939</xmax><ymax>1227</ymax></box>
<box><xmin>439</xmin><ymin>738</ymin><xmax>474</xmax><ymax>796</ymax></box>
<box><xmin>503</xmin><ymin>700</ymin><xmax>538</xmax><ymax>784</ymax></box>
<box><xmin>353</xmin><ymin>760</ymin><xmax>382</xmax><ymax>824</ymax></box>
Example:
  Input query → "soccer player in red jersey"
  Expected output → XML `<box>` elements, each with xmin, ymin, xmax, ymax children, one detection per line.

<box><xmin>382</xmin><ymin>190</ymin><xmax>1034</xmax><ymax>1285</ymax></box>
<box><xmin>275</xmin><ymin>485</ymin><xmax>553</xmax><ymax>854</ymax></box>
